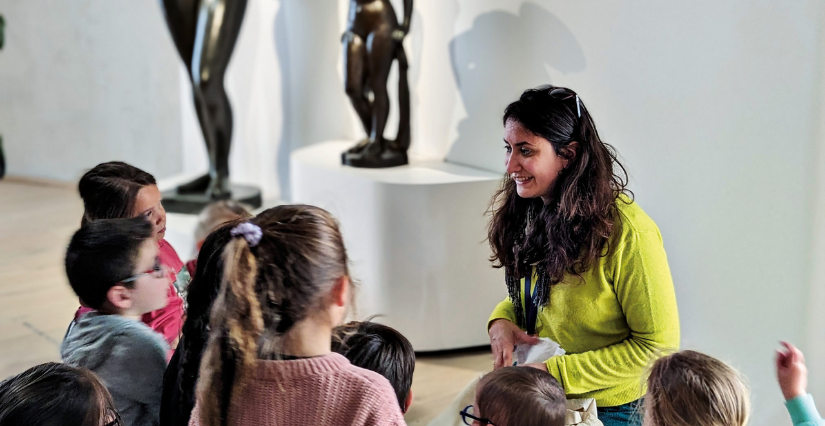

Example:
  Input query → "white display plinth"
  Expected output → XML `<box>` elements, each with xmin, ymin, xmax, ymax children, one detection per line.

<box><xmin>291</xmin><ymin>141</ymin><xmax>507</xmax><ymax>351</ymax></box>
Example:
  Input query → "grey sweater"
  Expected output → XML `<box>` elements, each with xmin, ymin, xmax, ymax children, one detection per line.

<box><xmin>62</xmin><ymin>312</ymin><xmax>169</xmax><ymax>426</ymax></box>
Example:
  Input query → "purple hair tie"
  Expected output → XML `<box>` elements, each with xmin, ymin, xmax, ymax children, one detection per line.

<box><xmin>230</xmin><ymin>222</ymin><xmax>263</xmax><ymax>247</ymax></box>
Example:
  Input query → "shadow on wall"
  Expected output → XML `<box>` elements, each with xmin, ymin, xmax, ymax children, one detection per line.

<box><xmin>446</xmin><ymin>2</ymin><xmax>586</xmax><ymax>173</ymax></box>
<box><xmin>273</xmin><ymin>0</ymin><xmax>354</xmax><ymax>200</ymax></box>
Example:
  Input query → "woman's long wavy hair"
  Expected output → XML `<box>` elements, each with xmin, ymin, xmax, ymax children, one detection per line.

<box><xmin>196</xmin><ymin>205</ymin><xmax>350</xmax><ymax>426</ymax></box>
<box><xmin>171</xmin><ymin>221</ymin><xmax>240</xmax><ymax>426</ymax></box>
<box><xmin>488</xmin><ymin>86</ymin><xmax>631</xmax><ymax>327</ymax></box>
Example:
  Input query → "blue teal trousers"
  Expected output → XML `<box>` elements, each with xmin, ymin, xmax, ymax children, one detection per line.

<box><xmin>597</xmin><ymin>399</ymin><xmax>643</xmax><ymax>426</ymax></box>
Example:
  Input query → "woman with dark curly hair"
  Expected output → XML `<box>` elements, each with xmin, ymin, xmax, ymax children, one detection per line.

<box><xmin>486</xmin><ymin>86</ymin><xmax>680</xmax><ymax>426</ymax></box>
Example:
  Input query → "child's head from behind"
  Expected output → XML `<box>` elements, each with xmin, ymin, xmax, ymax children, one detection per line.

<box><xmin>173</xmin><ymin>221</ymin><xmax>240</xmax><ymax>420</ymax></box>
<box><xmin>332</xmin><ymin>320</ymin><xmax>415</xmax><ymax>412</ymax></box>
<box><xmin>644</xmin><ymin>350</ymin><xmax>750</xmax><ymax>426</ymax></box>
<box><xmin>0</xmin><ymin>362</ymin><xmax>121</xmax><ymax>426</ymax></box>
<box><xmin>79</xmin><ymin>161</ymin><xmax>166</xmax><ymax>242</ymax></box>
<box><xmin>194</xmin><ymin>201</ymin><xmax>252</xmax><ymax>250</ymax></box>
<box><xmin>65</xmin><ymin>217</ymin><xmax>169</xmax><ymax>316</ymax></box>
<box><xmin>471</xmin><ymin>366</ymin><xmax>565</xmax><ymax>426</ymax></box>
<box><xmin>197</xmin><ymin>205</ymin><xmax>350</xmax><ymax>426</ymax></box>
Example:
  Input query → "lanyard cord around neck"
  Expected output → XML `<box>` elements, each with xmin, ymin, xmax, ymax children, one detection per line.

<box><xmin>523</xmin><ymin>269</ymin><xmax>539</xmax><ymax>335</ymax></box>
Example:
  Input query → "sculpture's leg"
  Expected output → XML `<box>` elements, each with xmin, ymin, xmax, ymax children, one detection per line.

<box><xmin>160</xmin><ymin>0</ymin><xmax>198</xmax><ymax>70</ymax></box>
<box><xmin>160</xmin><ymin>0</ymin><xmax>212</xmax><ymax>193</ymax></box>
<box><xmin>189</xmin><ymin>0</ymin><xmax>248</xmax><ymax>199</ymax></box>
<box><xmin>362</xmin><ymin>32</ymin><xmax>396</xmax><ymax>156</ymax></box>
<box><xmin>394</xmin><ymin>45</ymin><xmax>411</xmax><ymax>151</ymax></box>
<box><xmin>343</xmin><ymin>32</ymin><xmax>373</xmax><ymax>154</ymax></box>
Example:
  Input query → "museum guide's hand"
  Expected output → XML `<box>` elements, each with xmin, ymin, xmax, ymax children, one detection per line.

<box><xmin>776</xmin><ymin>341</ymin><xmax>808</xmax><ymax>400</ymax></box>
<box><xmin>489</xmin><ymin>319</ymin><xmax>540</xmax><ymax>369</ymax></box>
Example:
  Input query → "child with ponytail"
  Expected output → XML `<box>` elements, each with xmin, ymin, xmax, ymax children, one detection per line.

<box><xmin>189</xmin><ymin>205</ymin><xmax>406</xmax><ymax>426</ymax></box>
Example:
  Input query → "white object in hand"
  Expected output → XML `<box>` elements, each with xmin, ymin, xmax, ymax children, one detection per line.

<box><xmin>515</xmin><ymin>337</ymin><xmax>565</xmax><ymax>365</ymax></box>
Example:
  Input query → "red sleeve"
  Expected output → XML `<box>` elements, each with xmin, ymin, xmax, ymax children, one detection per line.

<box><xmin>158</xmin><ymin>239</ymin><xmax>185</xmax><ymax>273</ymax></box>
<box><xmin>140</xmin><ymin>239</ymin><xmax>186</xmax><ymax>348</ymax></box>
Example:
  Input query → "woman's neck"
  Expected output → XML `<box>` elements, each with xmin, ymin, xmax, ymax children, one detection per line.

<box><xmin>282</xmin><ymin>316</ymin><xmax>333</xmax><ymax>358</ymax></box>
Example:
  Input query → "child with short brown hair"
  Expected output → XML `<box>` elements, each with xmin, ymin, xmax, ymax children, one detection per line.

<box><xmin>460</xmin><ymin>366</ymin><xmax>566</xmax><ymax>426</ymax></box>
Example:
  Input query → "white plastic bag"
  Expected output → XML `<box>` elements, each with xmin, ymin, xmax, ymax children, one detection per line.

<box><xmin>514</xmin><ymin>337</ymin><xmax>565</xmax><ymax>365</ymax></box>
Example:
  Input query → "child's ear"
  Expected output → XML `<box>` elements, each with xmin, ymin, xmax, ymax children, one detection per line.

<box><xmin>106</xmin><ymin>285</ymin><xmax>133</xmax><ymax>311</ymax></box>
<box><xmin>331</xmin><ymin>276</ymin><xmax>350</xmax><ymax>308</ymax></box>
<box><xmin>403</xmin><ymin>389</ymin><xmax>413</xmax><ymax>413</ymax></box>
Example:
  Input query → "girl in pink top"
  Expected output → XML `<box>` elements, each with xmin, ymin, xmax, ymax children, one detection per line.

<box><xmin>73</xmin><ymin>162</ymin><xmax>187</xmax><ymax>349</ymax></box>
<box><xmin>189</xmin><ymin>205</ymin><xmax>405</xmax><ymax>426</ymax></box>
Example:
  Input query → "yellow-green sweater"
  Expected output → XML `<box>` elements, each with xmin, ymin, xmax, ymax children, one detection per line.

<box><xmin>488</xmin><ymin>198</ymin><xmax>680</xmax><ymax>407</ymax></box>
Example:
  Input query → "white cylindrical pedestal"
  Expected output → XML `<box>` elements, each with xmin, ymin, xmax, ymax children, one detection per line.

<box><xmin>291</xmin><ymin>141</ymin><xmax>507</xmax><ymax>351</ymax></box>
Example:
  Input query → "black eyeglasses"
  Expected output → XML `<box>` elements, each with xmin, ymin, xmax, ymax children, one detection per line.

<box><xmin>120</xmin><ymin>256</ymin><xmax>163</xmax><ymax>284</ymax></box>
<box><xmin>460</xmin><ymin>405</ymin><xmax>496</xmax><ymax>425</ymax></box>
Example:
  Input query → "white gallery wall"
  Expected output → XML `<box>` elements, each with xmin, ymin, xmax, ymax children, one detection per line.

<box><xmin>3</xmin><ymin>1</ymin><xmax>825</xmax><ymax>424</ymax></box>
<box><xmin>0</xmin><ymin>1</ymin><xmax>182</xmax><ymax>181</ymax></box>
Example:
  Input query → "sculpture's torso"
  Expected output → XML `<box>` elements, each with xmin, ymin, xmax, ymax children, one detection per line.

<box><xmin>346</xmin><ymin>0</ymin><xmax>398</xmax><ymax>37</ymax></box>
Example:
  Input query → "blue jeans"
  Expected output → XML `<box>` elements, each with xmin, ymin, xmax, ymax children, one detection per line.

<box><xmin>598</xmin><ymin>399</ymin><xmax>643</xmax><ymax>426</ymax></box>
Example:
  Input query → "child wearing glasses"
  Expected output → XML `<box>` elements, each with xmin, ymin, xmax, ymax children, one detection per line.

<box><xmin>332</xmin><ymin>320</ymin><xmax>416</xmax><ymax>413</ymax></box>
<box><xmin>460</xmin><ymin>366</ymin><xmax>566</xmax><ymax>426</ymax></box>
<box><xmin>188</xmin><ymin>205</ymin><xmax>405</xmax><ymax>426</ymax></box>
<box><xmin>62</xmin><ymin>217</ymin><xmax>170</xmax><ymax>426</ymax></box>
<box><xmin>0</xmin><ymin>362</ymin><xmax>123</xmax><ymax>426</ymax></box>
<box><xmin>73</xmin><ymin>161</ymin><xmax>189</xmax><ymax>349</ymax></box>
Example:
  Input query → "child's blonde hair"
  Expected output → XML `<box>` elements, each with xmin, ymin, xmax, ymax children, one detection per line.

<box><xmin>194</xmin><ymin>200</ymin><xmax>252</xmax><ymax>244</ymax></box>
<box><xmin>644</xmin><ymin>350</ymin><xmax>750</xmax><ymax>426</ymax></box>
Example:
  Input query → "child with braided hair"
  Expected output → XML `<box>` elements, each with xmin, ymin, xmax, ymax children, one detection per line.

<box><xmin>188</xmin><ymin>205</ymin><xmax>406</xmax><ymax>426</ymax></box>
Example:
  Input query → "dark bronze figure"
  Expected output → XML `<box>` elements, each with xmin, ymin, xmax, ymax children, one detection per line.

<box><xmin>341</xmin><ymin>0</ymin><xmax>413</xmax><ymax>168</ymax></box>
<box><xmin>1</xmin><ymin>14</ymin><xmax>5</xmax><ymax>180</ymax></box>
<box><xmin>159</xmin><ymin>0</ymin><xmax>261</xmax><ymax>212</ymax></box>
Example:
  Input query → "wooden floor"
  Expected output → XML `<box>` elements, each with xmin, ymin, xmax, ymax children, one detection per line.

<box><xmin>0</xmin><ymin>179</ymin><xmax>492</xmax><ymax>425</ymax></box>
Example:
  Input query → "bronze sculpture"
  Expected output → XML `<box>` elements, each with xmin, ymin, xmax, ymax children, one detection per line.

<box><xmin>341</xmin><ymin>0</ymin><xmax>413</xmax><ymax>168</ymax></box>
<box><xmin>159</xmin><ymin>0</ymin><xmax>261</xmax><ymax>212</ymax></box>
<box><xmin>0</xmin><ymin>14</ymin><xmax>5</xmax><ymax>180</ymax></box>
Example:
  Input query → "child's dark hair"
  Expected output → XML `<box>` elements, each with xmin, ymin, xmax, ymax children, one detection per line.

<box><xmin>331</xmin><ymin>320</ymin><xmax>415</xmax><ymax>411</ymax></box>
<box><xmin>197</xmin><ymin>205</ymin><xmax>350</xmax><ymax>426</ymax></box>
<box><xmin>79</xmin><ymin>161</ymin><xmax>156</xmax><ymax>226</ymax></box>
<box><xmin>65</xmin><ymin>217</ymin><xmax>154</xmax><ymax>310</ymax></box>
<box><xmin>166</xmin><ymin>221</ymin><xmax>241</xmax><ymax>426</ymax></box>
<box><xmin>0</xmin><ymin>362</ymin><xmax>122</xmax><ymax>426</ymax></box>
<box><xmin>477</xmin><ymin>367</ymin><xmax>566</xmax><ymax>426</ymax></box>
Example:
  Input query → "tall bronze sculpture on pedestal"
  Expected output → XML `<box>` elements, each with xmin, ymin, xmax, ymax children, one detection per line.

<box><xmin>341</xmin><ymin>0</ymin><xmax>413</xmax><ymax>168</ymax></box>
<box><xmin>159</xmin><ymin>0</ymin><xmax>261</xmax><ymax>213</ymax></box>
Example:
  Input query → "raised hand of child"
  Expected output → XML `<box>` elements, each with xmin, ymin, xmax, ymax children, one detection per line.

<box><xmin>776</xmin><ymin>341</ymin><xmax>808</xmax><ymax>400</ymax></box>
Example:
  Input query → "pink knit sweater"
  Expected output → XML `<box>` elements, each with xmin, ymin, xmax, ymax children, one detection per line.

<box><xmin>188</xmin><ymin>353</ymin><xmax>406</xmax><ymax>426</ymax></box>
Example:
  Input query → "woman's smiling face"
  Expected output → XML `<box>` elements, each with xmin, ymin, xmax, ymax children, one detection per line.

<box><xmin>503</xmin><ymin>119</ymin><xmax>569</xmax><ymax>202</ymax></box>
